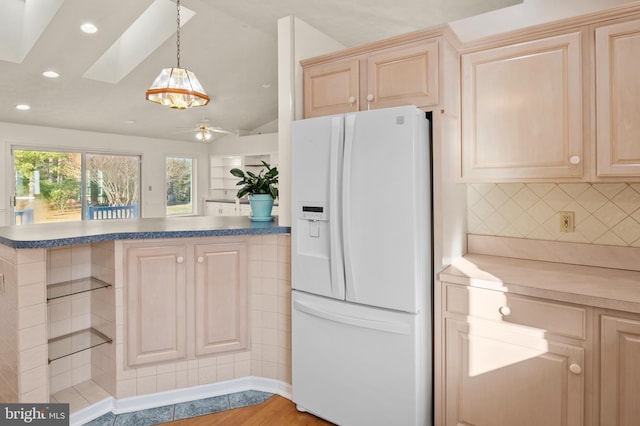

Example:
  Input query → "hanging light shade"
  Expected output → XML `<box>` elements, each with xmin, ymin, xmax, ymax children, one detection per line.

<box><xmin>145</xmin><ymin>0</ymin><xmax>209</xmax><ymax>109</ymax></box>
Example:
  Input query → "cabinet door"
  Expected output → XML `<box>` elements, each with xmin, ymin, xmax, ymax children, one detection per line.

<box><xmin>366</xmin><ymin>39</ymin><xmax>438</xmax><ymax>109</ymax></box>
<box><xmin>600</xmin><ymin>315</ymin><xmax>640</xmax><ymax>426</ymax></box>
<box><xmin>125</xmin><ymin>244</ymin><xmax>186</xmax><ymax>366</ymax></box>
<box><xmin>194</xmin><ymin>241</ymin><xmax>248</xmax><ymax>356</ymax></box>
<box><xmin>220</xmin><ymin>203</ymin><xmax>237</xmax><ymax>216</ymax></box>
<box><xmin>206</xmin><ymin>202</ymin><xmax>237</xmax><ymax>216</ymax></box>
<box><xmin>461</xmin><ymin>32</ymin><xmax>584</xmax><ymax>180</ymax></box>
<box><xmin>205</xmin><ymin>202</ymin><xmax>220</xmax><ymax>216</ymax></box>
<box><xmin>445</xmin><ymin>319</ymin><xmax>584</xmax><ymax>426</ymax></box>
<box><xmin>304</xmin><ymin>59</ymin><xmax>359</xmax><ymax>118</ymax></box>
<box><xmin>595</xmin><ymin>19</ymin><xmax>640</xmax><ymax>177</ymax></box>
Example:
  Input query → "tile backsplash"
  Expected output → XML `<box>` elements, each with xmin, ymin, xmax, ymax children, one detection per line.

<box><xmin>467</xmin><ymin>183</ymin><xmax>640</xmax><ymax>247</ymax></box>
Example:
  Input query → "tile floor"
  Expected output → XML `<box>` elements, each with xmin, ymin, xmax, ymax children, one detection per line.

<box><xmin>83</xmin><ymin>390</ymin><xmax>273</xmax><ymax>426</ymax></box>
<box><xmin>51</xmin><ymin>380</ymin><xmax>112</xmax><ymax>413</ymax></box>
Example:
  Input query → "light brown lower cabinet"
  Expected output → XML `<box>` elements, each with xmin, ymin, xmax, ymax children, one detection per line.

<box><xmin>600</xmin><ymin>314</ymin><xmax>640</xmax><ymax>426</ymax></box>
<box><xmin>194</xmin><ymin>241</ymin><xmax>248</xmax><ymax>357</ymax></box>
<box><xmin>125</xmin><ymin>238</ymin><xmax>248</xmax><ymax>367</ymax></box>
<box><xmin>442</xmin><ymin>281</ymin><xmax>640</xmax><ymax>426</ymax></box>
<box><xmin>445</xmin><ymin>318</ymin><xmax>584</xmax><ymax>426</ymax></box>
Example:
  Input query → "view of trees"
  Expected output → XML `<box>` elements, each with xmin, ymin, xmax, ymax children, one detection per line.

<box><xmin>14</xmin><ymin>150</ymin><xmax>82</xmax><ymax>213</ymax></box>
<box><xmin>87</xmin><ymin>154</ymin><xmax>139</xmax><ymax>207</ymax></box>
<box><xmin>13</xmin><ymin>150</ymin><xmax>140</xmax><ymax>223</ymax></box>
<box><xmin>166</xmin><ymin>157</ymin><xmax>193</xmax><ymax>213</ymax></box>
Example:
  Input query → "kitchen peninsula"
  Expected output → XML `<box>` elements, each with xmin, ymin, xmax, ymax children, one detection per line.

<box><xmin>0</xmin><ymin>216</ymin><xmax>292</xmax><ymax>422</ymax></box>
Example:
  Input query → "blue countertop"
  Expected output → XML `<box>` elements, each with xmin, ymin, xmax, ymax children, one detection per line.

<box><xmin>0</xmin><ymin>216</ymin><xmax>290</xmax><ymax>249</ymax></box>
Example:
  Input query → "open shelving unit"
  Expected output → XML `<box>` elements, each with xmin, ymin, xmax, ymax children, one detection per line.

<box><xmin>46</xmin><ymin>276</ymin><xmax>113</xmax><ymax>363</ymax></box>
<box><xmin>209</xmin><ymin>153</ymin><xmax>277</xmax><ymax>199</ymax></box>
<box><xmin>47</xmin><ymin>276</ymin><xmax>111</xmax><ymax>301</ymax></box>
<box><xmin>209</xmin><ymin>155</ymin><xmax>242</xmax><ymax>197</ymax></box>
<box><xmin>48</xmin><ymin>328</ymin><xmax>112</xmax><ymax>364</ymax></box>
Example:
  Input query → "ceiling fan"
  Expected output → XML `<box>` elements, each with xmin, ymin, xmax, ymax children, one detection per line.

<box><xmin>176</xmin><ymin>118</ymin><xmax>234</xmax><ymax>141</ymax></box>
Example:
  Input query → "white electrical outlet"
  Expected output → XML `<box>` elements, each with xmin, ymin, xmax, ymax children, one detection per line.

<box><xmin>560</xmin><ymin>211</ymin><xmax>575</xmax><ymax>232</ymax></box>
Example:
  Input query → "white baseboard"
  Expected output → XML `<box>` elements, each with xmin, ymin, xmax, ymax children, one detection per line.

<box><xmin>70</xmin><ymin>377</ymin><xmax>292</xmax><ymax>426</ymax></box>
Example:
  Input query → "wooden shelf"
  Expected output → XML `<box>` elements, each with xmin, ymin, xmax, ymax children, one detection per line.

<box><xmin>47</xmin><ymin>277</ymin><xmax>111</xmax><ymax>301</ymax></box>
<box><xmin>48</xmin><ymin>328</ymin><xmax>112</xmax><ymax>363</ymax></box>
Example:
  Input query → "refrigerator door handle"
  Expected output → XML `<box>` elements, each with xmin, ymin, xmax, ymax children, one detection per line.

<box><xmin>293</xmin><ymin>299</ymin><xmax>411</xmax><ymax>335</ymax></box>
<box><xmin>342</xmin><ymin>114</ymin><xmax>357</xmax><ymax>300</ymax></box>
<box><xmin>329</xmin><ymin>116</ymin><xmax>346</xmax><ymax>299</ymax></box>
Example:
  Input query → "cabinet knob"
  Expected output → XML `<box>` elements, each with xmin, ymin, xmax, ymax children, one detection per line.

<box><xmin>569</xmin><ymin>363</ymin><xmax>582</xmax><ymax>375</ymax></box>
<box><xmin>569</xmin><ymin>155</ymin><xmax>581</xmax><ymax>165</ymax></box>
<box><xmin>499</xmin><ymin>306</ymin><xmax>511</xmax><ymax>317</ymax></box>
<box><xmin>197</xmin><ymin>256</ymin><xmax>204</xmax><ymax>264</ymax></box>
<box><xmin>348</xmin><ymin>96</ymin><xmax>356</xmax><ymax>105</ymax></box>
<box><xmin>366</xmin><ymin>94</ymin><xmax>375</xmax><ymax>102</ymax></box>
<box><xmin>177</xmin><ymin>256</ymin><xmax>184</xmax><ymax>264</ymax></box>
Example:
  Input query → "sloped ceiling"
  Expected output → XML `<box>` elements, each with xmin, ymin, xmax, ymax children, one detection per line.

<box><xmin>0</xmin><ymin>0</ymin><xmax>529</xmax><ymax>143</ymax></box>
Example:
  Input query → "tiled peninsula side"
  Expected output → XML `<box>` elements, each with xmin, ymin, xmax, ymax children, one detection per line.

<box><xmin>0</xmin><ymin>217</ymin><xmax>291</xmax><ymax>414</ymax></box>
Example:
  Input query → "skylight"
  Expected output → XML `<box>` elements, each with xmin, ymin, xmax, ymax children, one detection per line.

<box><xmin>83</xmin><ymin>0</ymin><xmax>195</xmax><ymax>84</ymax></box>
<box><xmin>0</xmin><ymin>0</ymin><xmax>64</xmax><ymax>63</ymax></box>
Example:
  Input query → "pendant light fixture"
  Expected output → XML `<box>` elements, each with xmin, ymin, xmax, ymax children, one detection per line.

<box><xmin>145</xmin><ymin>0</ymin><xmax>209</xmax><ymax>109</ymax></box>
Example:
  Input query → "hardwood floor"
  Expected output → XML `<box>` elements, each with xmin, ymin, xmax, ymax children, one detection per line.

<box><xmin>161</xmin><ymin>395</ymin><xmax>335</xmax><ymax>426</ymax></box>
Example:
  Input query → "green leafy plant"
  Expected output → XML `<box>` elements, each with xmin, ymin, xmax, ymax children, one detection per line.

<box><xmin>230</xmin><ymin>161</ymin><xmax>279</xmax><ymax>199</ymax></box>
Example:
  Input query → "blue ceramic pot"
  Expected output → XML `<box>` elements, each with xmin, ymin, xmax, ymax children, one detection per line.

<box><xmin>249</xmin><ymin>194</ymin><xmax>274</xmax><ymax>221</ymax></box>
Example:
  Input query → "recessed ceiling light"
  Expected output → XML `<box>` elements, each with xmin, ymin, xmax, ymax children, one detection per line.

<box><xmin>16</xmin><ymin>104</ymin><xmax>30</xmax><ymax>111</ymax></box>
<box><xmin>81</xmin><ymin>23</ymin><xmax>98</xmax><ymax>34</ymax></box>
<box><xmin>125</xmin><ymin>120</ymin><xmax>136</xmax><ymax>125</ymax></box>
<box><xmin>42</xmin><ymin>70</ymin><xmax>60</xmax><ymax>78</ymax></box>
<box><xmin>262</xmin><ymin>83</ymin><xmax>272</xmax><ymax>88</ymax></box>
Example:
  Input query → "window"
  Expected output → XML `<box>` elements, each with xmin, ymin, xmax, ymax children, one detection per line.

<box><xmin>12</xmin><ymin>149</ymin><xmax>140</xmax><ymax>224</ymax></box>
<box><xmin>86</xmin><ymin>154</ymin><xmax>140</xmax><ymax>220</ymax></box>
<box><xmin>166</xmin><ymin>156</ymin><xmax>194</xmax><ymax>216</ymax></box>
<box><xmin>13</xmin><ymin>150</ymin><xmax>82</xmax><ymax>224</ymax></box>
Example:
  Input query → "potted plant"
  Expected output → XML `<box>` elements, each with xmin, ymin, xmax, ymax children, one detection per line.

<box><xmin>230</xmin><ymin>161</ymin><xmax>278</xmax><ymax>221</ymax></box>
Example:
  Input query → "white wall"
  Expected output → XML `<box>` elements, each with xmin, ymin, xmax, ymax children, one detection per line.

<box><xmin>209</xmin><ymin>132</ymin><xmax>278</xmax><ymax>157</ymax></box>
<box><xmin>0</xmin><ymin>121</ymin><xmax>210</xmax><ymax>222</ymax></box>
<box><xmin>277</xmin><ymin>16</ymin><xmax>345</xmax><ymax>226</ymax></box>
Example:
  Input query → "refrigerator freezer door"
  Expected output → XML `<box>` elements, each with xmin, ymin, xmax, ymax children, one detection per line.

<box><xmin>291</xmin><ymin>115</ymin><xmax>346</xmax><ymax>300</ymax></box>
<box><xmin>291</xmin><ymin>291</ymin><xmax>429</xmax><ymax>426</ymax></box>
<box><xmin>342</xmin><ymin>106</ymin><xmax>430</xmax><ymax>313</ymax></box>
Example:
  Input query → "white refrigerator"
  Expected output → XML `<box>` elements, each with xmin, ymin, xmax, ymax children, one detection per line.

<box><xmin>291</xmin><ymin>105</ymin><xmax>432</xmax><ymax>426</ymax></box>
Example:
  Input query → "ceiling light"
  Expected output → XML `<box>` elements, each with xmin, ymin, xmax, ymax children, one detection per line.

<box><xmin>195</xmin><ymin>128</ymin><xmax>212</xmax><ymax>141</ymax></box>
<box><xmin>42</xmin><ymin>70</ymin><xmax>60</xmax><ymax>78</ymax></box>
<box><xmin>145</xmin><ymin>0</ymin><xmax>209</xmax><ymax>109</ymax></box>
<box><xmin>16</xmin><ymin>104</ymin><xmax>30</xmax><ymax>110</ymax></box>
<box><xmin>81</xmin><ymin>23</ymin><xmax>98</xmax><ymax>34</ymax></box>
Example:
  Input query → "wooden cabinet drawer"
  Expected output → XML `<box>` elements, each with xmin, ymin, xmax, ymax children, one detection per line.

<box><xmin>445</xmin><ymin>284</ymin><xmax>586</xmax><ymax>339</ymax></box>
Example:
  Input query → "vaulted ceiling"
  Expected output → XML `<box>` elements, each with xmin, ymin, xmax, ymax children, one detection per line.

<box><xmin>0</xmin><ymin>0</ymin><xmax>528</xmax><ymax>143</ymax></box>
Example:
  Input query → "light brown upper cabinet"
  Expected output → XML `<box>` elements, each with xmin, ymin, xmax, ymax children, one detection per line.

<box><xmin>303</xmin><ymin>37</ymin><xmax>439</xmax><ymax>118</ymax></box>
<box><xmin>461</xmin><ymin>31</ymin><xmax>584</xmax><ymax>181</ymax></box>
<box><xmin>304</xmin><ymin>58</ymin><xmax>360</xmax><ymax>117</ymax></box>
<box><xmin>365</xmin><ymin>40</ymin><xmax>438</xmax><ymax>110</ymax></box>
<box><xmin>595</xmin><ymin>18</ymin><xmax>640</xmax><ymax>177</ymax></box>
